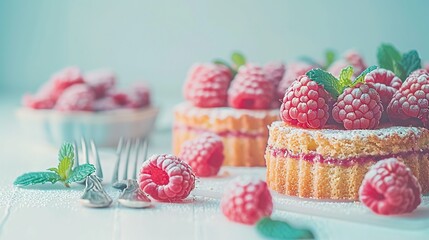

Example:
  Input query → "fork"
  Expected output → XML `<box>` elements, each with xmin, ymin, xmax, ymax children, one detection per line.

<box><xmin>112</xmin><ymin>137</ymin><xmax>151</xmax><ymax>208</ymax></box>
<box><xmin>76</xmin><ymin>138</ymin><xmax>113</xmax><ymax>208</ymax></box>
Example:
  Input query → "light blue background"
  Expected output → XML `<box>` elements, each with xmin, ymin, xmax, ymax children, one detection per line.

<box><xmin>1</xmin><ymin>0</ymin><xmax>428</xmax><ymax>107</ymax></box>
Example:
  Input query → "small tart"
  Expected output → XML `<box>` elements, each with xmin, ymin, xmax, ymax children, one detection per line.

<box><xmin>173</xmin><ymin>102</ymin><xmax>279</xmax><ymax>166</ymax></box>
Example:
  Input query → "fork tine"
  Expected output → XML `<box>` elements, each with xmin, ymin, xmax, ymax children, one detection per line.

<box><xmin>143</xmin><ymin>138</ymin><xmax>149</xmax><ymax>161</ymax></box>
<box><xmin>73</xmin><ymin>140</ymin><xmax>79</xmax><ymax>168</ymax></box>
<box><xmin>90</xmin><ymin>140</ymin><xmax>103</xmax><ymax>180</ymax></box>
<box><xmin>122</xmin><ymin>139</ymin><xmax>132</xmax><ymax>180</ymax></box>
<box><xmin>112</xmin><ymin>137</ymin><xmax>124</xmax><ymax>184</ymax></box>
<box><xmin>81</xmin><ymin>138</ymin><xmax>89</xmax><ymax>164</ymax></box>
<box><xmin>131</xmin><ymin>138</ymin><xmax>142</xmax><ymax>180</ymax></box>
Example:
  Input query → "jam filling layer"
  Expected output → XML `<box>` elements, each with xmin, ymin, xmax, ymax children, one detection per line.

<box><xmin>173</xmin><ymin>124</ymin><xmax>266</xmax><ymax>138</ymax></box>
<box><xmin>268</xmin><ymin>145</ymin><xmax>429</xmax><ymax>167</ymax></box>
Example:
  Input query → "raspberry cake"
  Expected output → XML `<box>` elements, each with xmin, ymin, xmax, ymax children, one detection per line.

<box><xmin>173</xmin><ymin>55</ymin><xmax>282</xmax><ymax>166</ymax></box>
<box><xmin>266</xmin><ymin>121</ymin><xmax>429</xmax><ymax>200</ymax></box>
<box><xmin>266</xmin><ymin>58</ymin><xmax>429</xmax><ymax>200</ymax></box>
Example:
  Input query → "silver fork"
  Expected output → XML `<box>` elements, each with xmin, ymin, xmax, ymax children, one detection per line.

<box><xmin>112</xmin><ymin>137</ymin><xmax>151</xmax><ymax>208</ymax></box>
<box><xmin>76</xmin><ymin>138</ymin><xmax>112</xmax><ymax>208</ymax></box>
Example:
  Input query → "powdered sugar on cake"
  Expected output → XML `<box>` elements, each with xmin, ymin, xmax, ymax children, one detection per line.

<box><xmin>270</xmin><ymin>121</ymin><xmax>425</xmax><ymax>140</ymax></box>
<box><xmin>175</xmin><ymin>102</ymin><xmax>278</xmax><ymax>123</ymax></box>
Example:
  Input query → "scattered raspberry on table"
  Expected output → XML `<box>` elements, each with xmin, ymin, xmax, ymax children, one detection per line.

<box><xmin>221</xmin><ymin>176</ymin><xmax>273</xmax><ymax>225</ymax></box>
<box><xmin>139</xmin><ymin>154</ymin><xmax>195</xmax><ymax>201</ymax></box>
<box><xmin>179</xmin><ymin>133</ymin><xmax>224</xmax><ymax>177</ymax></box>
<box><xmin>359</xmin><ymin>158</ymin><xmax>421</xmax><ymax>215</ymax></box>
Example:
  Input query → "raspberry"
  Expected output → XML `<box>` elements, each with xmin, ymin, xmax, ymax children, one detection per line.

<box><xmin>93</xmin><ymin>96</ymin><xmax>120</xmax><ymax>111</ymax></box>
<box><xmin>364</xmin><ymin>68</ymin><xmax>402</xmax><ymax>110</ymax></box>
<box><xmin>47</xmin><ymin>67</ymin><xmax>85</xmax><ymax>101</ymax></box>
<box><xmin>387</xmin><ymin>73</ymin><xmax>429</xmax><ymax>127</ymax></box>
<box><xmin>54</xmin><ymin>84</ymin><xmax>96</xmax><ymax>111</ymax></box>
<box><xmin>139</xmin><ymin>154</ymin><xmax>195</xmax><ymax>201</ymax></box>
<box><xmin>332</xmin><ymin>83</ymin><xmax>383</xmax><ymax>129</ymax></box>
<box><xmin>359</xmin><ymin>158</ymin><xmax>421</xmax><ymax>215</ymax></box>
<box><xmin>184</xmin><ymin>63</ymin><xmax>232</xmax><ymax>108</ymax></box>
<box><xmin>264</xmin><ymin>62</ymin><xmax>286</xmax><ymax>107</ymax></box>
<box><xmin>425</xmin><ymin>62</ymin><xmax>429</xmax><ymax>72</ymax></box>
<box><xmin>179</xmin><ymin>133</ymin><xmax>224</xmax><ymax>177</ymax></box>
<box><xmin>228</xmin><ymin>64</ymin><xmax>274</xmax><ymax>109</ymax></box>
<box><xmin>22</xmin><ymin>94</ymin><xmax>55</xmax><ymax>109</ymax></box>
<box><xmin>409</xmin><ymin>68</ymin><xmax>428</xmax><ymax>78</ymax></box>
<box><xmin>278</xmin><ymin>62</ymin><xmax>313</xmax><ymax>99</ymax></box>
<box><xmin>84</xmin><ymin>69</ymin><xmax>116</xmax><ymax>98</ymax></box>
<box><xmin>328</xmin><ymin>50</ymin><xmax>367</xmax><ymax>77</ymax></box>
<box><xmin>280</xmin><ymin>75</ymin><xmax>330</xmax><ymax>129</ymax></box>
<box><xmin>221</xmin><ymin>176</ymin><xmax>273</xmax><ymax>225</ymax></box>
<box><xmin>109</xmin><ymin>83</ymin><xmax>151</xmax><ymax>109</ymax></box>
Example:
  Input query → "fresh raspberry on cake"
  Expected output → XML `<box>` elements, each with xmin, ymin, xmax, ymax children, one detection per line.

<box><xmin>387</xmin><ymin>73</ymin><xmax>429</xmax><ymax>127</ymax></box>
<box><xmin>306</xmin><ymin>66</ymin><xmax>380</xmax><ymax>129</ymax></box>
<box><xmin>54</xmin><ymin>84</ymin><xmax>96</xmax><ymax>111</ymax></box>
<box><xmin>221</xmin><ymin>176</ymin><xmax>273</xmax><ymax>225</ymax></box>
<box><xmin>409</xmin><ymin>68</ymin><xmax>428</xmax><ymax>78</ymax></box>
<box><xmin>84</xmin><ymin>69</ymin><xmax>116</xmax><ymax>98</ymax></box>
<box><xmin>228</xmin><ymin>64</ymin><xmax>274</xmax><ymax>109</ymax></box>
<box><xmin>278</xmin><ymin>62</ymin><xmax>313</xmax><ymax>99</ymax></box>
<box><xmin>184</xmin><ymin>63</ymin><xmax>232</xmax><ymax>108</ymax></box>
<box><xmin>280</xmin><ymin>75</ymin><xmax>330</xmax><ymax>129</ymax></box>
<box><xmin>179</xmin><ymin>133</ymin><xmax>224</xmax><ymax>177</ymax></box>
<box><xmin>359</xmin><ymin>158</ymin><xmax>421</xmax><ymax>215</ymax></box>
<box><xmin>364</xmin><ymin>68</ymin><xmax>402</xmax><ymax>110</ymax></box>
<box><xmin>139</xmin><ymin>154</ymin><xmax>195</xmax><ymax>201</ymax></box>
<box><xmin>264</xmin><ymin>62</ymin><xmax>286</xmax><ymax>107</ymax></box>
<box><xmin>332</xmin><ymin>83</ymin><xmax>383</xmax><ymax>130</ymax></box>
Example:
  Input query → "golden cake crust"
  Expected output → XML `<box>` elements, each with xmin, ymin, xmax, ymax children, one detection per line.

<box><xmin>173</xmin><ymin>102</ymin><xmax>279</xmax><ymax>166</ymax></box>
<box><xmin>268</xmin><ymin>121</ymin><xmax>429</xmax><ymax>159</ymax></box>
<box><xmin>266</xmin><ymin>121</ymin><xmax>429</xmax><ymax>200</ymax></box>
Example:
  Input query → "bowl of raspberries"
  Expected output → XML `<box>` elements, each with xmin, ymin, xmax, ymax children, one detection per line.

<box><xmin>17</xmin><ymin>66</ymin><xmax>158</xmax><ymax>147</ymax></box>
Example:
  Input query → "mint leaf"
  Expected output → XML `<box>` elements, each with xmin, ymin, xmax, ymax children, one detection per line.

<box><xmin>66</xmin><ymin>164</ymin><xmax>96</xmax><ymax>184</ymax></box>
<box><xmin>306</xmin><ymin>68</ymin><xmax>342</xmax><ymax>98</ymax></box>
<box><xmin>338</xmin><ymin>66</ymin><xmax>353</xmax><ymax>88</ymax></box>
<box><xmin>377</xmin><ymin>44</ymin><xmax>401</xmax><ymax>73</ymax></box>
<box><xmin>397</xmin><ymin>50</ymin><xmax>421</xmax><ymax>80</ymax></box>
<box><xmin>213</xmin><ymin>59</ymin><xmax>236</xmax><ymax>76</ymax></box>
<box><xmin>57</xmin><ymin>157</ymin><xmax>73</xmax><ymax>181</ymax></box>
<box><xmin>231</xmin><ymin>52</ymin><xmax>246</xmax><ymax>69</ymax></box>
<box><xmin>59</xmin><ymin>142</ymin><xmax>74</xmax><ymax>162</ymax></box>
<box><xmin>353</xmin><ymin>65</ymin><xmax>377</xmax><ymax>85</ymax></box>
<box><xmin>324</xmin><ymin>50</ymin><xmax>336</xmax><ymax>69</ymax></box>
<box><xmin>47</xmin><ymin>167</ymin><xmax>59</xmax><ymax>174</ymax></box>
<box><xmin>256</xmin><ymin>218</ymin><xmax>314</xmax><ymax>240</ymax></box>
<box><xmin>14</xmin><ymin>172</ymin><xmax>61</xmax><ymax>186</ymax></box>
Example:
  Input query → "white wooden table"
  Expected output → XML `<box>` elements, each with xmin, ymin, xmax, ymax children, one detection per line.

<box><xmin>0</xmin><ymin>94</ymin><xmax>428</xmax><ymax>240</ymax></box>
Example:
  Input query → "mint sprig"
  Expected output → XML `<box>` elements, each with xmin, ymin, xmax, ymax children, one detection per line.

<box><xmin>256</xmin><ymin>218</ymin><xmax>314</xmax><ymax>239</ymax></box>
<box><xmin>14</xmin><ymin>143</ymin><xmax>95</xmax><ymax>188</ymax></box>
<box><xmin>377</xmin><ymin>43</ymin><xmax>421</xmax><ymax>80</ymax></box>
<box><xmin>306</xmin><ymin>65</ymin><xmax>377</xmax><ymax>99</ymax></box>
<box><xmin>213</xmin><ymin>51</ymin><xmax>247</xmax><ymax>77</ymax></box>
<box><xmin>324</xmin><ymin>49</ymin><xmax>336</xmax><ymax>70</ymax></box>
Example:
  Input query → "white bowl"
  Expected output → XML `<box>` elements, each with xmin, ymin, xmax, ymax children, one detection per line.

<box><xmin>16</xmin><ymin>107</ymin><xmax>159</xmax><ymax>147</ymax></box>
